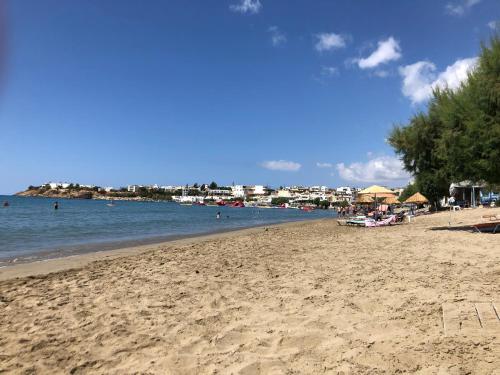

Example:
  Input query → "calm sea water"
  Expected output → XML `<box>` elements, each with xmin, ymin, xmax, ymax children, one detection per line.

<box><xmin>0</xmin><ymin>195</ymin><xmax>334</xmax><ymax>263</ymax></box>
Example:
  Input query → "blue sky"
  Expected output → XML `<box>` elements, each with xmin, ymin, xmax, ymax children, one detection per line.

<box><xmin>0</xmin><ymin>0</ymin><xmax>498</xmax><ymax>194</ymax></box>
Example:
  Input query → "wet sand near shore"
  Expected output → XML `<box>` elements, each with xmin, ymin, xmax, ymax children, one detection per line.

<box><xmin>0</xmin><ymin>221</ymin><xmax>325</xmax><ymax>274</ymax></box>
<box><xmin>0</xmin><ymin>208</ymin><xmax>499</xmax><ymax>374</ymax></box>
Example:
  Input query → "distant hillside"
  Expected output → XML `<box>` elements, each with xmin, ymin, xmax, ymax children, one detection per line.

<box><xmin>15</xmin><ymin>187</ymin><xmax>170</xmax><ymax>201</ymax></box>
<box><xmin>16</xmin><ymin>188</ymin><xmax>95</xmax><ymax>199</ymax></box>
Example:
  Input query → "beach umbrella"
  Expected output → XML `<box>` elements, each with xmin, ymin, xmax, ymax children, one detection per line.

<box><xmin>358</xmin><ymin>185</ymin><xmax>396</xmax><ymax>197</ymax></box>
<box><xmin>404</xmin><ymin>192</ymin><xmax>429</xmax><ymax>204</ymax></box>
<box><xmin>358</xmin><ymin>185</ymin><xmax>396</xmax><ymax>209</ymax></box>
<box><xmin>404</xmin><ymin>192</ymin><xmax>429</xmax><ymax>216</ymax></box>
<box><xmin>383</xmin><ymin>196</ymin><xmax>400</xmax><ymax>205</ymax></box>
<box><xmin>356</xmin><ymin>195</ymin><xmax>374</xmax><ymax>204</ymax></box>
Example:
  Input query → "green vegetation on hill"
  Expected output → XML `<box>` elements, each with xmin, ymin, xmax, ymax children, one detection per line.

<box><xmin>389</xmin><ymin>36</ymin><xmax>500</xmax><ymax>207</ymax></box>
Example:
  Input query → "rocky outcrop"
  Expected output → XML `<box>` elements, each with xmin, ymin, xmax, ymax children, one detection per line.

<box><xmin>15</xmin><ymin>189</ymin><xmax>94</xmax><ymax>199</ymax></box>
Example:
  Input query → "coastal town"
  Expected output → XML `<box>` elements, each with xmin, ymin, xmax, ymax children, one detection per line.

<box><xmin>17</xmin><ymin>181</ymin><xmax>405</xmax><ymax>207</ymax></box>
<box><xmin>16</xmin><ymin>180</ymin><xmax>499</xmax><ymax>209</ymax></box>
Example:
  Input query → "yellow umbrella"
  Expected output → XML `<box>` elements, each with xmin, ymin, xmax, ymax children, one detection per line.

<box><xmin>356</xmin><ymin>195</ymin><xmax>374</xmax><ymax>204</ymax></box>
<box><xmin>404</xmin><ymin>192</ymin><xmax>429</xmax><ymax>204</ymax></box>
<box><xmin>383</xmin><ymin>196</ymin><xmax>400</xmax><ymax>205</ymax></box>
<box><xmin>358</xmin><ymin>185</ymin><xmax>396</xmax><ymax>198</ymax></box>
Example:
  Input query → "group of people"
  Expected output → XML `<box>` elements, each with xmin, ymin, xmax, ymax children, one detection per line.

<box><xmin>336</xmin><ymin>204</ymin><xmax>395</xmax><ymax>220</ymax></box>
<box><xmin>336</xmin><ymin>205</ymin><xmax>361</xmax><ymax>217</ymax></box>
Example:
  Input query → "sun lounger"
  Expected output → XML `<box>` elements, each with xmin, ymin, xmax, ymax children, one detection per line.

<box><xmin>365</xmin><ymin>215</ymin><xmax>396</xmax><ymax>227</ymax></box>
<box><xmin>346</xmin><ymin>218</ymin><xmax>371</xmax><ymax>226</ymax></box>
<box><xmin>482</xmin><ymin>214</ymin><xmax>500</xmax><ymax>221</ymax></box>
<box><xmin>395</xmin><ymin>212</ymin><xmax>405</xmax><ymax>223</ymax></box>
<box><xmin>471</xmin><ymin>221</ymin><xmax>500</xmax><ymax>234</ymax></box>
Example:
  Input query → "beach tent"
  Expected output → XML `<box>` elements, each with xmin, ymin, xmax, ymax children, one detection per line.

<box><xmin>404</xmin><ymin>192</ymin><xmax>429</xmax><ymax>204</ymax></box>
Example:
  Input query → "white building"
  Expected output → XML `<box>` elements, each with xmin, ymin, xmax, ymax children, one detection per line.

<box><xmin>336</xmin><ymin>186</ymin><xmax>353</xmax><ymax>195</ymax></box>
<box><xmin>335</xmin><ymin>186</ymin><xmax>355</xmax><ymax>203</ymax></box>
<box><xmin>310</xmin><ymin>186</ymin><xmax>328</xmax><ymax>193</ymax></box>
<box><xmin>46</xmin><ymin>182</ymin><xmax>70</xmax><ymax>189</ymax></box>
<box><xmin>231</xmin><ymin>185</ymin><xmax>245</xmax><ymax>198</ymax></box>
<box><xmin>127</xmin><ymin>185</ymin><xmax>142</xmax><ymax>193</ymax></box>
<box><xmin>276</xmin><ymin>189</ymin><xmax>292</xmax><ymax>198</ymax></box>
<box><xmin>245</xmin><ymin>185</ymin><xmax>267</xmax><ymax>196</ymax></box>
<box><xmin>206</xmin><ymin>189</ymin><xmax>232</xmax><ymax>197</ymax></box>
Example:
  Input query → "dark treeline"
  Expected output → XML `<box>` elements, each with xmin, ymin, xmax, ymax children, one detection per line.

<box><xmin>389</xmin><ymin>36</ymin><xmax>500</xmax><ymax>208</ymax></box>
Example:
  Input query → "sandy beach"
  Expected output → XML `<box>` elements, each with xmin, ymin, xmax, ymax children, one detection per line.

<box><xmin>0</xmin><ymin>208</ymin><xmax>499</xmax><ymax>374</ymax></box>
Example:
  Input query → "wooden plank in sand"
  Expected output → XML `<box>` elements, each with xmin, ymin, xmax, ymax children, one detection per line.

<box><xmin>475</xmin><ymin>302</ymin><xmax>500</xmax><ymax>334</ymax></box>
<box><xmin>443</xmin><ymin>302</ymin><xmax>500</xmax><ymax>336</ymax></box>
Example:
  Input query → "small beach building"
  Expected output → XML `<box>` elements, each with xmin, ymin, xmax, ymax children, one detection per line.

<box><xmin>447</xmin><ymin>181</ymin><xmax>486</xmax><ymax>208</ymax></box>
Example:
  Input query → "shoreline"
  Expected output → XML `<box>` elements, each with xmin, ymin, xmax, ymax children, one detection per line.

<box><xmin>0</xmin><ymin>218</ymin><xmax>327</xmax><ymax>281</ymax></box>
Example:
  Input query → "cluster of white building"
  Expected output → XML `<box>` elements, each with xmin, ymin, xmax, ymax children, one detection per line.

<box><xmin>41</xmin><ymin>181</ymin><xmax>404</xmax><ymax>205</ymax></box>
<box><xmin>127</xmin><ymin>184</ymin><xmax>372</xmax><ymax>204</ymax></box>
<box><xmin>42</xmin><ymin>182</ymin><xmax>114</xmax><ymax>192</ymax></box>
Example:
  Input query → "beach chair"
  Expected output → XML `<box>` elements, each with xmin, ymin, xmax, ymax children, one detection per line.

<box><xmin>471</xmin><ymin>221</ymin><xmax>500</xmax><ymax>234</ymax></box>
<box><xmin>482</xmin><ymin>214</ymin><xmax>500</xmax><ymax>221</ymax></box>
<box><xmin>346</xmin><ymin>218</ymin><xmax>370</xmax><ymax>226</ymax></box>
<box><xmin>365</xmin><ymin>215</ymin><xmax>396</xmax><ymax>227</ymax></box>
<box><xmin>395</xmin><ymin>211</ymin><xmax>405</xmax><ymax>223</ymax></box>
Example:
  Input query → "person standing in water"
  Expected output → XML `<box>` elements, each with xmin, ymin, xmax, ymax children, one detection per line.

<box><xmin>3</xmin><ymin>201</ymin><xmax>9</xmax><ymax>207</ymax></box>
<box><xmin>54</xmin><ymin>201</ymin><xmax>59</xmax><ymax>210</ymax></box>
<box><xmin>216</xmin><ymin>211</ymin><xmax>221</xmax><ymax>219</ymax></box>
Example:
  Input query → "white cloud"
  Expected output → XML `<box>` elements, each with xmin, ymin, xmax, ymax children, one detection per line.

<box><xmin>488</xmin><ymin>20</ymin><xmax>499</xmax><ymax>30</ymax></box>
<box><xmin>268</xmin><ymin>26</ymin><xmax>286</xmax><ymax>47</ymax></box>
<box><xmin>321</xmin><ymin>66</ymin><xmax>338</xmax><ymax>76</ymax></box>
<box><xmin>316</xmin><ymin>162</ymin><xmax>333</xmax><ymax>168</ymax></box>
<box><xmin>261</xmin><ymin>160</ymin><xmax>301</xmax><ymax>172</ymax></box>
<box><xmin>446</xmin><ymin>0</ymin><xmax>481</xmax><ymax>16</ymax></box>
<box><xmin>399</xmin><ymin>57</ymin><xmax>478</xmax><ymax>104</ymax></box>
<box><xmin>373</xmin><ymin>70</ymin><xmax>390</xmax><ymax>78</ymax></box>
<box><xmin>357</xmin><ymin>37</ymin><xmax>402</xmax><ymax>69</ymax></box>
<box><xmin>336</xmin><ymin>155</ymin><xmax>410</xmax><ymax>183</ymax></box>
<box><xmin>314</xmin><ymin>33</ymin><xmax>346</xmax><ymax>52</ymax></box>
<box><xmin>230</xmin><ymin>0</ymin><xmax>262</xmax><ymax>14</ymax></box>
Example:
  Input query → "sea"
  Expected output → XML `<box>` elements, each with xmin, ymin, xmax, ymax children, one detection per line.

<box><xmin>0</xmin><ymin>195</ymin><xmax>335</xmax><ymax>265</ymax></box>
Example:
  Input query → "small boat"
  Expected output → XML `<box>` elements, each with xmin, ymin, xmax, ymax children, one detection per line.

<box><xmin>217</xmin><ymin>200</ymin><xmax>226</xmax><ymax>206</ymax></box>
<box><xmin>300</xmin><ymin>206</ymin><xmax>314</xmax><ymax>212</ymax></box>
<box><xmin>106</xmin><ymin>200</ymin><xmax>115</xmax><ymax>207</ymax></box>
<box><xmin>230</xmin><ymin>201</ymin><xmax>245</xmax><ymax>208</ymax></box>
<box><xmin>193</xmin><ymin>202</ymin><xmax>206</xmax><ymax>206</ymax></box>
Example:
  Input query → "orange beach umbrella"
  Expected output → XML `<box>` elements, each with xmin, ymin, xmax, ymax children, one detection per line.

<box><xmin>383</xmin><ymin>196</ymin><xmax>400</xmax><ymax>205</ymax></box>
<box><xmin>404</xmin><ymin>192</ymin><xmax>429</xmax><ymax>205</ymax></box>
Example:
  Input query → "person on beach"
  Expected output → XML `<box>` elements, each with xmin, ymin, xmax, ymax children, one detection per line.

<box><xmin>216</xmin><ymin>211</ymin><xmax>221</xmax><ymax>219</ymax></box>
<box><xmin>54</xmin><ymin>201</ymin><xmax>59</xmax><ymax>210</ymax></box>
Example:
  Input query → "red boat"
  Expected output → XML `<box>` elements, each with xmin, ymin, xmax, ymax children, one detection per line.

<box><xmin>216</xmin><ymin>200</ymin><xmax>226</xmax><ymax>206</ymax></box>
<box><xmin>230</xmin><ymin>201</ymin><xmax>245</xmax><ymax>208</ymax></box>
